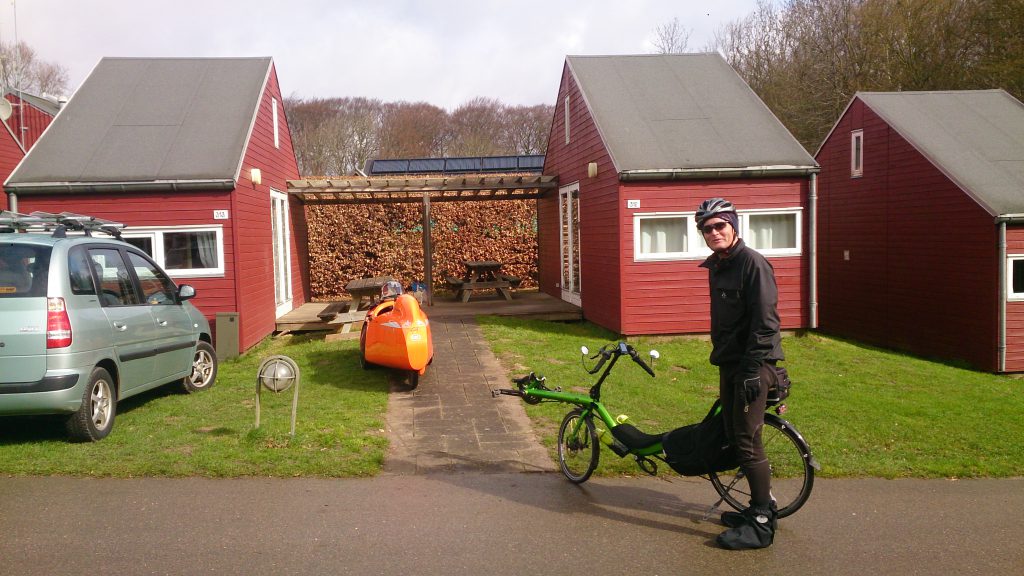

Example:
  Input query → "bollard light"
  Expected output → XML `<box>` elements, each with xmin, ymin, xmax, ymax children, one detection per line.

<box><xmin>254</xmin><ymin>355</ymin><xmax>301</xmax><ymax>436</ymax></box>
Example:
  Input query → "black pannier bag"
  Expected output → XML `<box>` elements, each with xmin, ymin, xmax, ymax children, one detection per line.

<box><xmin>662</xmin><ymin>400</ymin><xmax>738</xmax><ymax>476</ymax></box>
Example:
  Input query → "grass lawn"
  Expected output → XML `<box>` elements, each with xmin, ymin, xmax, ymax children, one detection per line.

<box><xmin>3</xmin><ymin>316</ymin><xmax>1022</xmax><ymax>479</ymax></box>
<box><xmin>0</xmin><ymin>334</ymin><xmax>389</xmax><ymax>476</ymax></box>
<box><xmin>478</xmin><ymin>317</ymin><xmax>1024</xmax><ymax>479</ymax></box>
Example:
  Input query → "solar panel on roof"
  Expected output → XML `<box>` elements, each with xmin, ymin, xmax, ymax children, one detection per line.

<box><xmin>444</xmin><ymin>157</ymin><xmax>480</xmax><ymax>172</ymax></box>
<box><xmin>365</xmin><ymin>155</ymin><xmax>545</xmax><ymax>175</ymax></box>
<box><xmin>370</xmin><ymin>159</ymin><xmax>410</xmax><ymax>174</ymax></box>
<box><xmin>408</xmin><ymin>159</ymin><xmax>445</xmax><ymax>173</ymax></box>
<box><xmin>519</xmin><ymin>155</ymin><xmax>545</xmax><ymax>169</ymax></box>
<box><xmin>481</xmin><ymin>156</ymin><xmax>518</xmax><ymax>170</ymax></box>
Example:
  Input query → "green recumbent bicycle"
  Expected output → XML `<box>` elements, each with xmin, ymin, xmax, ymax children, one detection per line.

<box><xmin>494</xmin><ymin>341</ymin><xmax>819</xmax><ymax>518</ymax></box>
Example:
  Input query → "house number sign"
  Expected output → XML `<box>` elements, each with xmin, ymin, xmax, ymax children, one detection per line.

<box><xmin>627</xmin><ymin>200</ymin><xmax>640</xmax><ymax>209</ymax></box>
<box><xmin>213</xmin><ymin>210</ymin><xmax>229</xmax><ymax>220</ymax></box>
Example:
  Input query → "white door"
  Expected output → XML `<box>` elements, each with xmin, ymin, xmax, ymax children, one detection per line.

<box><xmin>559</xmin><ymin>183</ymin><xmax>581</xmax><ymax>306</ymax></box>
<box><xmin>271</xmin><ymin>190</ymin><xmax>293</xmax><ymax>317</ymax></box>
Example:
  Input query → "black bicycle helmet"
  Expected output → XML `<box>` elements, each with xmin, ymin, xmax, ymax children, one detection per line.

<box><xmin>695</xmin><ymin>198</ymin><xmax>736</xmax><ymax>228</ymax></box>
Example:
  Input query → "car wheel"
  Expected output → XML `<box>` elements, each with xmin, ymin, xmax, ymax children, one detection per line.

<box><xmin>66</xmin><ymin>367</ymin><xmax>116</xmax><ymax>442</ymax></box>
<box><xmin>182</xmin><ymin>341</ymin><xmax>218</xmax><ymax>393</ymax></box>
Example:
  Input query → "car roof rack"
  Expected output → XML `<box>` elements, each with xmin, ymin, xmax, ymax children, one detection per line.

<box><xmin>0</xmin><ymin>210</ymin><xmax>125</xmax><ymax>239</ymax></box>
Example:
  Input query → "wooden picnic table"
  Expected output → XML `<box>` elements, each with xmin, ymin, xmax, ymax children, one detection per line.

<box><xmin>455</xmin><ymin>261</ymin><xmax>512</xmax><ymax>302</ymax></box>
<box><xmin>344</xmin><ymin>275</ymin><xmax>395</xmax><ymax>310</ymax></box>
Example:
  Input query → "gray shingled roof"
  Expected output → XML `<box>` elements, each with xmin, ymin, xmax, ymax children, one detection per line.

<box><xmin>5</xmin><ymin>57</ymin><xmax>272</xmax><ymax>192</ymax></box>
<box><xmin>566</xmin><ymin>54</ymin><xmax>817</xmax><ymax>176</ymax></box>
<box><xmin>853</xmin><ymin>90</ymin><xmax>1024</xmax><ymax>217</ymax></box>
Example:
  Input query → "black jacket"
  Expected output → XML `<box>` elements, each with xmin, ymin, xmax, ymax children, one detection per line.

<box><xmin>699</xmin><ymin>238</ymin><xmax>783</xmax><ymax>377</ymax></box>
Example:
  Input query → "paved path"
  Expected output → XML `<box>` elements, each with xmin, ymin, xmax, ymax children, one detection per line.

<box><xmin>382</xmin><ymin>316</ymin><xmax>554</xmax><ymax>474</ymax></box>
<box><xmin>2</xmin><ymin>474</ymin><xmax>1021</xmax><ymax>575</ymax></box>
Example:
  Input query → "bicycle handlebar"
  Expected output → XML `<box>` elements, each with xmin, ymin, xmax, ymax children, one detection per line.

<box><xmin>584</xmin><ymin>341</ymin><xmax>656</xmax><ymax>377</ymax></box>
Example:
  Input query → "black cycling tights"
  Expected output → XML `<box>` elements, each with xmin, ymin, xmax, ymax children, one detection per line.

<box><xmin>718</xmin><ymin>363</ymin><xmax>776</xmax><ymax>507</ymax></box>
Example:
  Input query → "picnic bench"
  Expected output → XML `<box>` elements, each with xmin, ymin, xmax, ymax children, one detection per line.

<box><xmin>344</xmin><ymin>275</ymin><xmax>395</xmax><ymax>310</ymax></box>
<box><xmin>455</xmin><ymin>261</ymin><xmax>513</xmax><ymax>302</ymax></box>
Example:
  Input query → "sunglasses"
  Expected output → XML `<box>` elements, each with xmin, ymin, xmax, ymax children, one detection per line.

<box><xmin>701</xmin><ymin>221</ymin><xmax>730</xmax><ymax>234</ymax></box>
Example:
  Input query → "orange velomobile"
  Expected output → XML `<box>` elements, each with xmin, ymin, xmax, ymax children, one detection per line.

<box><xmin>359</xmin><ymin>282</ymin><xmax>433</xmax><ymax>388</ymax></box>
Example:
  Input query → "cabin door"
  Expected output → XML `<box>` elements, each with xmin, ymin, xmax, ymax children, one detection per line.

<box><xmin>558</xmin><ymin>183</ymin><xmax>581</xmax><ymax>306</ymax></box>
<box><xmin>270</xmin><ymin>189</ymin><xmax>293</xmax><ymax>317</ymax></box>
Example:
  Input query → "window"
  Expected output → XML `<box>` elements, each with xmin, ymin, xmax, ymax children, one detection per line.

<box><xmin>67</xmin><ymin>247</ymin><xmax>96</xmax><ymax>295</ymax></box>
<box><xmin>634</xmin><ymin>213</ymin><xmax>710</xmax><ymax>261</ymax></box>
<box><xmin>1008</xmin><ymin>257</ymin><xmax>1024</xmax><ymax>300</ymax></box>
<box><xmin>126</xmin><ymin>252</ymin><xmax>178</xmax><ymax>305</ymax></box>
<box><xmin>272</xmin><ymin>97</ymin><xmax>280</xmax><ymax>149</ymax></box>
<box><xmin>89</xmin><ymin>248</ymin><xmax>141</xmax><ymax>306</ymax></box>
<box><xmin>851</xmin><ymin>130</ymin><xmax>863</xmax><ymax>178</ymax></box>
<box><xmin>122</xmin><ymin>225</ymin><xmax>224</xmax><ymax>278</ymax></box>
<box><xmin>564</xmin><ymin>95</ymin><xmax>570</xmax><ymax>145</ymax></box>
<box><xmin>633</xmin><ymin>208</ymin><xmax>802</xmax><ymax>262</ymax></box>
<box><xmin>742</xmin><ymin>211</ymin><xmax>800</xmax><ymax>255</ymax></box>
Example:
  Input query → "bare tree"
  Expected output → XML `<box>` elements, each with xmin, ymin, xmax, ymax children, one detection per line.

<box><xmin>379</xmin><ymin>101</ymin><xmax>449</xmax><ymax>158</ymax></box>
<box><xmin>652</xmin><ymin>17</ymin><xmax>692</xmax><ymax>53</ymax></box>
<box><xmin>711</xmin><ymin>0</ymin><xmax>1024</xmax><ymax>151</ymax></box>
<box><xmin>499</xmin><ymin>104</ymin><xmax>554</xmax><ymax>155</ymax></box>
<box><xmin>0</xmin><ymin>41</ymin><xmax>68</xmax><ymax>96</ymax></box>
<box><xmin>447</xmin><ymin>97</ymin><xmax>505</xmax><ymax>156</ymax></box>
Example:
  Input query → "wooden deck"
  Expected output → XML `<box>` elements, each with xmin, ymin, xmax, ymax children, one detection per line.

<box><xmin>275</xmin><ymin>290</ymin><xmax>582</xmax><ymax>333</ymax></box>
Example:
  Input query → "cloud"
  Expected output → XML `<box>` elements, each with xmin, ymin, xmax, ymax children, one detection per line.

<box><xmin>2</xmin><ymin>0</ymin><xmax>755</xmax><ymax>109</ymax></box>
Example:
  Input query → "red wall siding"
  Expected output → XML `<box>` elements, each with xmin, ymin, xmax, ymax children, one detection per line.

<box><xmin>1004</xmin><ymin>227</ymin><xmax>1024</xmax><ymax>371</ymax></box>
<box><xmin>541</xmin><ymin>62</ymin><xmax>622</xmax><ymax>332</ymax></box>
<box><xmin>4</xmin><ymin>94</ymin><xmax>55</xmax><ymax>152</ymax></box>
<box><xmin>232</xmin><ymin>63</ymin><xmax>306</xmax><ymax>352</ymax></box>
<box><xmin>15</xmin><ymin>190</ymin><xmax>239</xmax><ymax>329</ymax></box>
<box><xmin>816</xmin><ymin>98</ymin><xmax>998</xmax><ymax>370</ymax></box>
<box><xmin>0</xmin><ymin>122</ymin><xmax>24</xmax><ymax>210</ymax></box>
<box><xmin>620</xmin><ymin>178</ymin><xmax>810</xmax><ymax>335</ymax></box>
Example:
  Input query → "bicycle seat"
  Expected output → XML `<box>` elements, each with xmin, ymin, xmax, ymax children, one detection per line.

<box><xmin>611</xmin><ymin>423</ymin><xmax>665</xmax><ymax>451</ymax></box>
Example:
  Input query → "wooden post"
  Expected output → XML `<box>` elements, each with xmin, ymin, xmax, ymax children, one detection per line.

<box><xmin>422</xmin><ymin>191</ymin><xmax>433</xmax><ymax>306</ymax></box>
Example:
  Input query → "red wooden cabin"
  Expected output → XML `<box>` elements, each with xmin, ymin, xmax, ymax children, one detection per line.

<box><xmin>3</xmin><ymin>57</ymin><xmax>309</xmax><ymax>354</ymax></box>
<box><xmin>816</xmin><ymin>90</ymin><xmax>1024</xmax><ymax>372</ymax></box>
<box><xmin>0</xmin><ymin>119</ymin><xmax>25</xmax><ymax>211</ymax></box>
<box><xmin>540</xmin><ymin>54</ymin><xmax>819</xmax><ymax>335</ymax></box>
<box><xmin>3</xmin><ymin>90</ymin><xmax>60</xmax><ymax>152</ymax></box>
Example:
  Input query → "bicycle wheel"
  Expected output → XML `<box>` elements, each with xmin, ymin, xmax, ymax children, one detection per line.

<box><xmin>709</xmin><ymin>414</ymin><xmax>815</xmax><ymax>518</ymax></box>
<box><xmin>557</xmin><ymin>409</ymin><xmax>599</xmax><ymax>484</ymax></box>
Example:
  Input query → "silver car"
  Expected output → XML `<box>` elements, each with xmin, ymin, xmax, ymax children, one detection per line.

<box><xmin>0</xmin><ymin>212</ymin><xmax>217</xmax><ymax>441</ymax></box>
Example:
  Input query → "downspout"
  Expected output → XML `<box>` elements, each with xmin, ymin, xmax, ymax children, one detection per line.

<box><xmin>6</xmin><ymin>192</ymin><xmax>16</xmax><ymax>212</ymax></box>
<box><xmin>808</xmin><ymin>173</ymin><xmax>818</xmax><ymax>329</ymax></box>
<box><xmin>998</xmin><ymin>219</ymin><xmax>1007</xmax><ymax>372</ymax></box>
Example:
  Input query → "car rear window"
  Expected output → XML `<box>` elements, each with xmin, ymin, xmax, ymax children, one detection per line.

<box><xmin>0</xmin><ymin>243</ymin><xmax>50</xmax><ymax>298</ymax></box>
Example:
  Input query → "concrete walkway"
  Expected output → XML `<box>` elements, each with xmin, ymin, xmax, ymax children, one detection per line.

<box><xmin>382</xmin><ymin>316</ymin><xmax>555</xmax><ymax>474</ymax></box>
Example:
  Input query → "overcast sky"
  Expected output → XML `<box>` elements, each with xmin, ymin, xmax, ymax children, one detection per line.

<box><xmin>2</xmin><ymin>0</ymin><xmax>757</xmax><ymax>110</ymax></box>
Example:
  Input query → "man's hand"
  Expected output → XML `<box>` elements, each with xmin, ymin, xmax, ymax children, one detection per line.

<box><xmin>741</xmin><ymin>375</ymin><xmax>761</xmax><ymax>404</ymax></box>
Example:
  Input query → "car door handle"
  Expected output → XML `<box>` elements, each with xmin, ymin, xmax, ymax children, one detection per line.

<box><xmin>112</xmin><ymin>322</ymin><xmax>128</xmax><ymax>331</ymax></box>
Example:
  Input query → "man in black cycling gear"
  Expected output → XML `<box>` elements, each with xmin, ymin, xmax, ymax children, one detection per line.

<box><xmin>696</xmin><ymin>197</ymin><xmax>783</xmax><ymax>550</ymax></box>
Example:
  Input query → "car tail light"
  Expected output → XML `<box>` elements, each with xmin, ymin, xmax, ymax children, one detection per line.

<box><xmin>47</xmin><ymin>297</ymin><xmax>72</xmax><ymax>348</ymax></box>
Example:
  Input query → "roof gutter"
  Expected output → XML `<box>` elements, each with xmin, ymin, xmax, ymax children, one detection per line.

<box><xmin>619</xmin><ymin>165</ymin><xmax>819</xmax><ymax>181</ymax></box>
<box><xmin>4</xmin><ymin>179</ymin><xmax>237</xmax><ymax>195</ymax></box>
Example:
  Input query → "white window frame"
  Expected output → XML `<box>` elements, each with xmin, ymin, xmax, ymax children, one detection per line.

<box><xmin>851</xmin><ymin>129</ymin><xmax>864</xmax><ymax>178</ymax></box>
<box><xmin>633</xmin><ymin>212</ymin><xmax>710</xmax><ymax>262</ymax></box>
<box><xmin>272</xmin><ymin>97</ymin><xmax>280</xmax><ymax>149</ymax></box>
<box><xmin>121</xmin><ymin>225</ymin><xmax>226</xmax><ymax>278</ymax></box>
<box><xmin>632</xmin><ymin>208</ymin><xmax>803</xmax><ymax>262</ymax></box>
<box><xmin>739</xmin><ymin>208</ymin><xmax>803</xmax><ymax>257</ymax></box>
<box><xmin>1007</xmin><ymin>256</ymin><xmax>1024</xmax><ymax>301</ymax></box>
